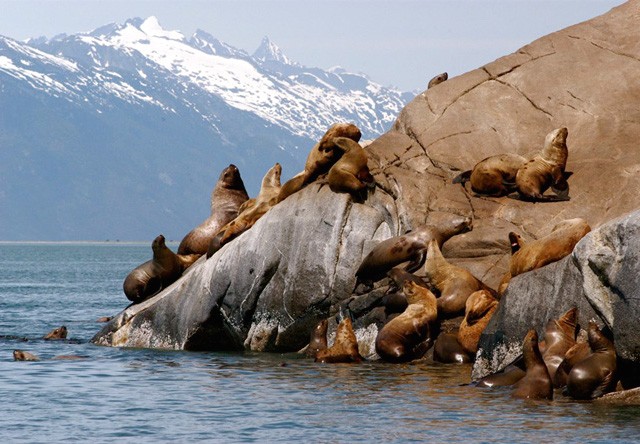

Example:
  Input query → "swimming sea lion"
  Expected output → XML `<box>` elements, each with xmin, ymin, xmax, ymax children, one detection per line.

<box><xmin>375</xmin><ymin>281</ymin><xmax>438</xmax><ymax>363</ymax></box>
<box><xmin>499</xmin><ymin>218</ymin><xmax>591</xmax><ymax>294</ymax></box>
<box><xmin>453</xmin><ymin>153</ymin><xmax>527</xmax><ymax>197</ymax></box>
<box><xmin>305</xmin><ymin>319</ymin><xmax>328</xmax><ymax>358</ymax></box>
<box><xmin>433</xmin><ymin>332</ymin><xmax>473</xmax><ymax>364</ymax></box>
<box><xmin>553</xmin><ymin>340</ymin><xmax>591</xmax><ymax>388</ymax></box>
<box><xmin>123</xmin><ymin>234</ymin><xmax>197</xmax><ymax>304</ymax></box>
<box><xmin>457</xmin><ymin>289</ymin><xmax>499</xmax><ymax>355</ymax></box>
<box><xmin>514</xmin><ymin>127</ymin><xmax>571</xmax><ymax>201</ymax></box>
<box><xmin>178</xmin><ymin>164</ymin><xmax>249</xmax><ymax>255</ymax></box>
<box><xmin>44</xmin><ymin>325</ymin><xmax>67</xmax><ymax>340</ymax></box>
<box><xmin>423</xmin><ymin>239</ymin><xmax>495</xmax><ymax>318</ymax></box>
<box><xmin>356</xmin><ymin>213</ymin><xmax>472</xmax><ymax>284</ymax></box>
<box><xmin>315</xmin><ymin>317</ymin><xmax>362</xmax><ymax>364</ymax></box>
<box><xmin>541</xmin><ymin>307</ymin><xmax>578</xmax><ymax>382</ymax></box>
<box><xmin>13</xmin><ymin>350</ymin><xmax>40</xmax><ymax>361</ymax></box>
<box><xmin>427</xmin><ymin>72</ymin><xmax>448</xmax><ymax>89</ymax></box>
<box><xmin>327</xmin><ymin>137</ymin><xmax>374</xmax><ymax>195</ymax></box>
<box><xmin>566</xmin><ymin>321</ymin><xmax>617</xmax><ymax>400</ymax></box>
<box><xmin>512</xmin><ymin>329</ymin><xmax>553</xmax><ymax>400</ymax></box>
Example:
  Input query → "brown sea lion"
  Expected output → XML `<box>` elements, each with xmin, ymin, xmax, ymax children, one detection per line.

<box><xmin>457</xmin><ymin>290</ymin><xmax>499</xmax><ymax>355</ymax></box>
<box><xmin>512</xmin><ymin>329</ymin><xmax>553</xmax><ymax>400</ymax></box>
<box><xmin>356</xmin><ymin>213</ymin><xmax>472</xmax><ymax>284</ymax></box>
<box><xmin>123</xmin><ymin>234</ymin><xmax>197</xmax><ymax>304</ymax></box>
<box><xmin>96</xmin><ymin>316</ymin><xmax>112</xmax><ymax>323</ymax></box>
<box><xmin>514</xmin><ymin>127</ymin><xmax>571</xmax><ymax>201</ymax></box>
<box><xmin>553</xmin><ymin>340</ymin><xmax>591</xmax><ymax>388</ymax></box>
<box><xmin>541</xmin><ymin>307</ymin><xmax>578</xmax><ymax>382</ymax></box>
<box><xmin>178</xmin><ymin>164</ymin><xmax>249</xmax><ymax>255</ymax></box>
<box><xmin>475</xmin><ymin>363</ymin><xmax>526</xmax><ymax>388</ymax></box>
<box><xmin>499</xmin><ymin>218</ymin><xmax>591</xmax><ymax>294</ymax></box>
<box><xmin>13</xmin><ymin>350</ymin><xmax>40</xmax><ymax>361</ymax></box>
<box><xmin>427</xmin><ymin>72</ymin><xmax>448</xmax><ymax>89</ymax></box>
<box><xmin>327</xmin><ymin>137</ymin><xmax>374</xmax><ymax>195</ymax></box>
<box><xmin>315</xmin><ymin>317</ymin><xmax>362</xmax><ymax>364</ymax></box>
<box><xmin>433</xmin><ymin>332</ymin><xmax>473</xmax><ymax>364</ymax></box>
<box><xmin>375</xmin><ymin>281</ymin><xmax>438</xmax><ymax>363</ymax></box>
<box><xmin>423</xmin><ymin>239</ymin><xmax>495</xmax><ymax>318</ymax></box>
<box><xmin>44</xmin><ymin>325</ymin><xmax>67</xmax><ymax>340</ymax></box>
<box><xmin>380</xmin><ymin>268</ymin><xmax>431</xmax><ymax>316</ymax></box>
<box><xmin>305</xmin><ymin>319</ymin><xmax>328</xmax><ymax>358</ymax></box>
<box><xmin>453</xmin><ymin>153</ymin><xmax>527</xmax><ymax>197</ymax></box>
<box><xmin>566</xmin><ymin>321</ymin><xmax>618</xmax><ymax>400</ymax></box>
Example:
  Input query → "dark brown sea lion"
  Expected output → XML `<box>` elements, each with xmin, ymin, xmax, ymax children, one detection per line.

<box><xmin>512</xmin><ymin>329</ymin><xmax>553</xmax><ymax>400</ymax></box>
<box><xmin>453</xmin><ymin>153</ymin><xmax>527</xmax><ymax>197</ymax></box>
<box><xmin>433</xmin><ymin>332</ymin><xmax>472</xmax><ymax>364</ymax></box>
<box><xmin>43</xmin><ymin>325</ymin><xmax>67</xmax><ymax>340</ymax></box>
<box><xmin>566</xmin><ymin>321</ymin><xmax>618</xmax><ymax>400</ymax></box>
<box><xmin>356</xmin><ymin>213</ymin><xmax>472</xmax><ymax>284</ymax></box>
<box><xmin>427</xmin><ymin>72</ymin><xmax>448</xmax><ymax>89</ymax></box>
<box><xmin>514</xmin><ymin>127</ymin><xmax>571</xmax><ymax>201</ymax></box>
<box><xmin>498</xmin><ymin>218</ymin><xmax>591</xmax><ymax>294</ymax></box>
<box><xmin>13</xmin><ymin>350</ymin><xmax>40</xmax><ymax>361</ymax></box>
<box><xmin>327</xmin><ymin>137</ymin><xmax>374</xmax><ymax>195</ymax></box>
<box><xmin>423</xmin><ymin>239</ymin><xmax>495</xmax><ymax>318</ymax></box>
<box><xmin>457</xmin><ymin>290</ymin><xmax>499</xmax><ymax>355</ymax></box>
<box><xmin>475</xmin><ymin>363</ymin><xmax>526</xmax><ymax>388</ymax></box>
<box><xmin>178</xmin><ymin>164</ymin><xmax>249</xmax><ymax>255</ymax></box>
<box><xmin>315</xmin><ymin>317</ymin><xmax>362</xmax><ymax>364</ymax></box>
<box><xmin>96</xmin><ymin>316</ymin><xmax>112</xmax><ymax>323</ymax></box>
<box><xmin>553</xmin><ymin>340</ymin><xmax>591</xmax><ymax>388</ymax></box>
<box><xmin>375</xmin><ymin>281</ymin><xmax>438</xmax><ymax>363</ymax></box>
<box><xmin>123</xmin><ymin>234</ymin><xmax>197</xmax><ymax>304</ymax></box>
<box><xmin>541</xmin><ymin>307</ymin><xmax>578</xmax><ymax>382</ymax></box>
<box><xmin>305</xmin><ymin>319</ymin><xmax>329</xmax><ymax>358</ymax></box>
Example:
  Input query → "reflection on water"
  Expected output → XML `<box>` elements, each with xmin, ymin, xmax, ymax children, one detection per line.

<box><xmin>1</xmin><ymin>244</ymin><xmax>639</xmax><ymax>442</ymax></box>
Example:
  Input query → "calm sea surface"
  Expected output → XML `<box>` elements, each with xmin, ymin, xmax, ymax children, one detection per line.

<box><xmin>1</xmin><ymin>243</ymin><xmax>639</xmax><ymax>443</ymax></box>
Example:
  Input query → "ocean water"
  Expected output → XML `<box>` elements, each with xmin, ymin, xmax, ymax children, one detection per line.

<box><xmin>1</xmin><ymin>243</ymin><xmax>639</xmax><ymax>443</ymax></box>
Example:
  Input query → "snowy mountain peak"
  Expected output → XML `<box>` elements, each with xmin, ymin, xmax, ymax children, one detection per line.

<box><xmin>138</xmin><ymin>16</ymin><xmax>184</xmax><ymax>40</ymax></box>
<box><xmin>190</xmin><ymin>29</ymin><xmax>249</xmax><ymax>59</ymax></box>
<box><xmin>252</xmin><ymin>36</ymin><xmax>296</xmax><ymax>66</ymax></box>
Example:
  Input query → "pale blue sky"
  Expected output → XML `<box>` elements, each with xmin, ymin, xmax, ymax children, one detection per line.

<box><xmin>0</xmin><ymin>0</ymin><xmax>624</xmax><ymax>91</ymax></box>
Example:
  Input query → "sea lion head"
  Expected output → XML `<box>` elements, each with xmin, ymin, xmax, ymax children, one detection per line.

<box><xmin>331</xmin><ymin>136</ymin><xmax>361</xmax><ymax>153</ymax></box>
<box><xmin>219</xmin><ymin>164</ymin><xmax>246</xmax><ymax>190</ymax></box>
<box><xmin>13</xmin><ymin>350</ymin><xmax>40</xmax><ymax>361</ymax></box>
<box><xmin>508</xmin><ymin>232</ymin><xmax>525</xmax><ymax>254</ymax></box>
<box><xmin>152</xmin><ymin>234</ymin><xmax>166</xmax><ymax>252</ymax></box>
<box><xmin>542</xmin><ymin>127</ymin><xmax>569</xmax><ymax>167</ymax></box>
<box><xmin>44</xmin><ymin>325</ymin><xmax>68</xmax><ymax>340</ymax></box>
<box><xmin>587</xmin><ymin>320</ymin><xmax>615</xmax><ymax>354</ymax></box>
<box><xmin>427</xmin><ymin>72</ymin><xmax>448</xmax><ymax>89</ymax></box>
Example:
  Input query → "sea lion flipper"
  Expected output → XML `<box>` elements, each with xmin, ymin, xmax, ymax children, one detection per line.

<box><xmin>404</xmin><ymin>251</ymin><xmax>426</xmax><ymax>274</ymax></box>
<box><xmin>452</xmin><ymin>170</ymin><xmax>471</xmax><ymax>185</ymax></box>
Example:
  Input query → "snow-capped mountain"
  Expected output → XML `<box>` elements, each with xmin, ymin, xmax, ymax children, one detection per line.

<box><xmin>0</xmin><ymin>17</ymin><xmax>413</xmax><ymax>241</ymax></box>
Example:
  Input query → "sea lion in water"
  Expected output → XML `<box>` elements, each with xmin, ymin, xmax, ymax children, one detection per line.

<box><xmin>44</xmin><ymin>325</ymin><xmax>67</xmax><ymax>340</ymax></box>
<box><xmin>423</xmin><ymin>239</ymin><xmax>495</xmax><ymax>318</ymax></box>
<box><xmin>375</xmin><ymin>281</ymin><xmax>438</xmax><ymax>363</ymax></box>
<box><xmin>541</xmin><ymin>307</ymin><xmax>578</xmax><ymax>382</ymax></box>
<box><xmin>356</xmin><ymin>213</ymin><xmax>472</xmax><ymax>285</ymax></box>
<box><xmin>305</xmin><ymin>319</ymin><xmax>329</xmax><ymax>359</ymax></box>
<box><xmin>453</xmin><ymin>153</ymin><xmax>527</xmax><ymax>197</ymax></box>
<box><xmin>13</xmin><ymin>350</ymin><xmax>40</xmax><ymax>361</ymax></box>
<box><xmin>433</xmin><ymin>332</ymin><xmax>472</xmax><ymax>364</ymax></box>
<box><xmin>566</xmin><ymin>321</ymin><xmax>617</xmax><ymax>400</ymax></box>
<box><xmin>498</xmin><ymin>218</ymin><xmax>591</xmax><ymax>294</ymax></box>
<box><xmin>427</xmin><ymin>72</ymin><xmax>448</xmax><ymax>89</ymax></box>
<box><xmin>327</xmin><ymin>137</ymin><xmax>374</xmax><ymax>195</ymax></box>
<box><xmin>178</xmin><ymin>164</ymin><xmax>249</xmax><ymax>255</ymax></box>
<box><xmin>475</xmin><ymin>362</ymin><xmax>526</xmax><ymax>388</ymax></box>
<box><xmin>315</xmin><ymin>317</ymin><xmax>362</xmax><ymax>364</ymax></box>
<box><xmin>123</xmin><ymin>234</ymin><xmax>198</xmax><ymax>304</ymax></box>
<box><xmin>512</xmin><ymin>329</ymin><xmax>553</xmax><ymax>400</ymax></box>
<box><xmin>457</xmin><ymin>290</ymin><xmax>499</xmax><ymax>355</ymax></box>
<box><xmin>514</xmin><ymin>127</ymin><xmax>571</xmax><ymax>201</ymax></box>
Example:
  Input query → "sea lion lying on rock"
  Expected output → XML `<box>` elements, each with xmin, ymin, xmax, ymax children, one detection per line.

<box><xmin>457</xmin><ymin>290</ymin><xmax>499</xmax><ymax>355</ymax></box>
<box><xmin>453</xmin><ymin>153</ymin><xmax>527</xmax><ymax>197</ymax></box>
<box><xmin>327</xmin><ymin>137</ymin><xmax>374</xmax><ymax>196</ymax></box>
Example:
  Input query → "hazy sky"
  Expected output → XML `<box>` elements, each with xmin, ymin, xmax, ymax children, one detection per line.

<box><xmin>0</xmin><ymin>0</ymin><xmax>625</xmax><ymax>91</ymax></box>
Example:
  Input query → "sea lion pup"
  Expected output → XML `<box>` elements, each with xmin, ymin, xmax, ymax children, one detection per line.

<box><xmin>457</xmin><ymin>290</ymin><xmax>499</xmax><ymax>355</ymax></box>
<box><xmin>375</xmin><ymin>281</ymin><xmax>438</xmax><ymax>363</ymax></box>
<box><xmin>44</xmin><ymin>325</ymin><xmax>67</xmax><ymax>340</ymax></box>
<box><xmin>327</xmin><ymin>137</ymin><xmax>374</xmax><ymax>195</ymax></box>
<box><xmin>13</xmin><ymin>350</ymin><xmax>40</xmax><ymax>361</ymax></box>
<box><xmin>566</xmin><ymin>321</ymin><xmax>618</xmax><ymax>400</ymax></box>
<box><xmin>427</xmin><ymin>72</ymin><xmax>448</xmax><ymax>89</ymax></box>
<box><xmin>356</xmin><ymin>213</ymin><xmax>472</xmax><ymax>285</ymax></box>
<box><xmin>423</xmin><ymin>239</ymin><xmax>495</xmax><ymax>319</ymax></box>
<box><xmin>207</xmin><ymin>163</ymin><xmax>282</xmax><ymax>257</ymax></box>
<box><xmin>304</xmin><ymin>319</ymin><xmax>329</xmax><ymax>358</ymax></box>
<box><xmin>498</xmin><ymin>218</ymin><xmax>591</xmax><ymax>294</ymax></box>
<box><xmin>514</xmin><ymin>127</ymin><xmax>571</xmax><ymax>201</ymax></box>
<box><xmin>433</xmin><ymin>332</ymin><xmax>472</xmax><ymax>364</ymax></box>
<box><xmin>315</xmin><ymin>317</ymin><xmax>362</xmax><ymax>364</ymax></box>
<box><xmin>541</xmin><ymin>307</ymin><xmax>578</xmax><ymax>382</ymax></box>
<box><xmin>123</xmin><ymin>234</ymin><xmax>196</xmax><ymax>304</ymax></box>
<box><xmin>178</xmin><ymin>164</ymin><xmax>249</xmax><ymax>255</ymax></box>
<box><xmin>453</xmin><ymin>153</ymin><xmax>527</xmax><ymax>197</ymax></box>
<box><xmin>512</xmin><ymin>329</ymin><xmax>553</xmax><ymax>400</ymax></box>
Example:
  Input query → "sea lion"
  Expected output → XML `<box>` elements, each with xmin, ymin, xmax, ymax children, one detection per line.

<box><xmin>423</xmin><ymin>239</ymin><xmax>495</xmax><ymax>318</ymax></box>
<box><xmin>512</xmin><ymin>329</ymin><xmax>553</xmax><ymax>400</ymax></box>
<box><xmin>475</xmin><ymin>362</ymin><xmax>526</xmax><ymax>388</ymax></box>
<box><xmin>499</xmin><ymin>218</ymin><xmax>591</xmax><ymax>294</ymax></box>
<box><xmin>327</xmin><ymin>137</ymin><xmax>374</xmax><ymax>195</ymax></box>
<box><xmin>433</xmin><ymin>332</ymin><xmax>472</xmax><ymax>364</ymax></box>
<box><xmin>96</xmin><ymin>316</ymin><xmax>112</xmax><ymax>323</ymax></box>
<box><xmin>553</xmin><ymin>340</ymin><xmax>591</xmax><ymax>388</ymax></box>
<box><xmin>43</xmin><ymin>325</ymin><xmax>67</xmax><ymax>340</ymax></box>
<box><xmin>457</xmin><ymin>290</ymin><xmax>499</xmax><ymax>355</ymax></box>
<box><xmin>542</xmin><ymin>307</ymin><xmax>578</xmax><ymax>382</ymax></box>
<box><xmin>356</xmin><ymin>213</ymin><xmax>472</xmax><ymax>284</ymax></box>
<box><xmin>380</xmin><ymin>268</ymin><xmax>431</xmax><ymax>316</ymax></box>
<box><xmin>375</xmin><ymin>281</ymin><xmax>438</xmax><ymax>363</ymax></box>
<box><xmin>305</xmin><ymin>319</ymin><xmax>328</xmax><ymax>358</ymax></box>
<box><xmin>566</xmin><ymin>321</ymin><xmax>618</xmax><ymax>400</ymax></box>
<box><xmin>123</xmin><ymin>234</ymin><xmax>197</xmax><ymax>304</ymax></box>
<box><xmin>13</xmin><ymin>350</ymin><xmax>40</xmax><ymax>361</ymax></box>
<box><xmin>453</xmin><ymin>153</ymin><xmax>527</xmax><ymax>197</ymax></box>
<box><xmin>427</xmin><ymin>72</ymin><xmax>448</xmax><ymax>89</ymax></box>
<box><xmin>514</xmin><ymin>127</ymin><xmax>571</xmax><ymax>201</ymax></box>
<box><xmin>178</xmin><ymin>164</ymin><xmax>249</xmax><ymax>255</ymax></box>
<box><xmin>315</xmin><ymin>317</ymin><xmax>362</xmax><ymax>364</ymax></box>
